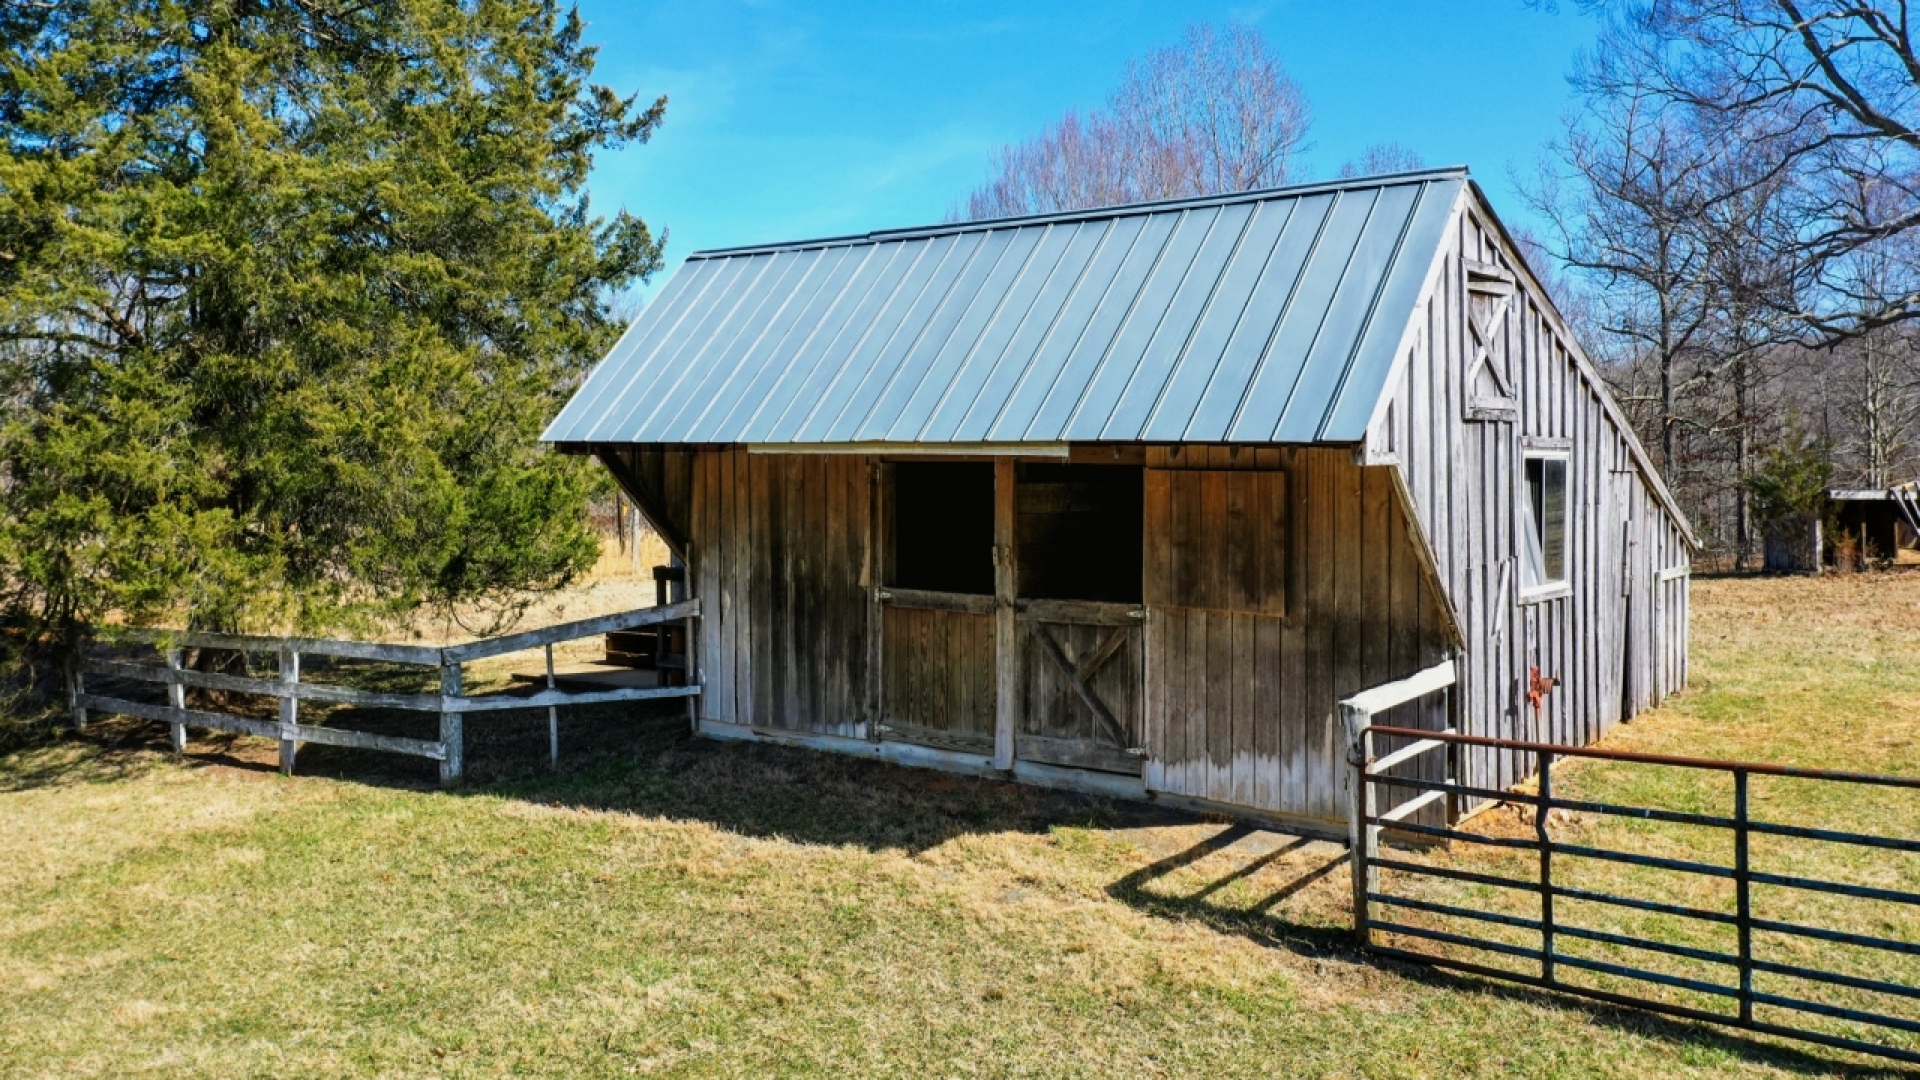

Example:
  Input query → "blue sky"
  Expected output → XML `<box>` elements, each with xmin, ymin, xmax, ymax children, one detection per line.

<box><xmin>578</xmin><ymin>1</ymin><xmax>1603</xmax><ymax>302</ymax></box>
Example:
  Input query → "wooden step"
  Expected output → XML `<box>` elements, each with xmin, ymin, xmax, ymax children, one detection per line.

<box><xmin>606</xmin><ymin>629</ymin><xmax>660</xmax><ymax>653</ymax></box>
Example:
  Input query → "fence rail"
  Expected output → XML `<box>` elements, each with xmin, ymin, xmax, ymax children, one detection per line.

<box><xmin>69</xmin><ymin>600</ymin><xmax>701</xmax><ymax>785</ymax></box>
<box><xmin>1345</xmin><ymin>713</ymin><xmax>1920</xmax><ymax>1066</ymax></box>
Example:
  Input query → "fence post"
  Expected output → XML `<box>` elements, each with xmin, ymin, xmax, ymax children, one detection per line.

<box><xmin>439</xmin><ymin>659</ymin><xmax>464</xmax><ymax>787</ymax></box>
<box><xmin>67</xmin><ymin>657</ymin><xmax>88</xmax><ymax>731</ymax></box>
<box><xmin>166</xmin><ymin>648</ymin><xmax>187</xmax><ymax>753</ymax></box>
<box><xmin>1734</xmin><ymin>768</ymin><xmax>1753</xmax><ymax>1023</ymax></box>
<box><xmin>545</xmin><ymin>643</ymin><xmax>558</xmax><ymax>769</ymax></box>
<box><xmin>278</xmin><ymin>647</ymin><xmax>300</xmax><ymax>775</ymax></box>
<box><xmin>1344</xmin><ymin>701</ymin><xmax>1376</xmax><ymax>947</ymax></box>
<box><xmin>1537</xmin><ymin>746</ymin><xmax>1555</xmax><ymax>985</ymax></box>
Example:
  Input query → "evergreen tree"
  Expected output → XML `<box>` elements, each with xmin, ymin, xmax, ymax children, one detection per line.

<box><xmin>0</xmin><ymin>0</ymin><xmax>664</xmax><ymax>645</ymax></box>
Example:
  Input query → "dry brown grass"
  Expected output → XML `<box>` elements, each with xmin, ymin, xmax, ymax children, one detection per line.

<box><xmin>2</xmin><ymin>573</ymin><xmax>1916</xmax><ymax>1077</ymax></box>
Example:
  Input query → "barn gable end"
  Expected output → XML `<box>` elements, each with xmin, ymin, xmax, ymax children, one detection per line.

<box><xmin>1362</xmin><ymin>183</ymin><xmax>1694</xmax><ymax>798</ymax></box>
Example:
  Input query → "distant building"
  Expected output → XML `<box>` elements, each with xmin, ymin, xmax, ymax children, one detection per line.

<box><xmin>1769</xmin><ymin>485</ymin><xmax>1920</xmax><ymax>571</ymax></box>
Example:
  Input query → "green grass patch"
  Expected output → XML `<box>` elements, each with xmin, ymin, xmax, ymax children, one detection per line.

<box><xmin>3</xmin><ymin>575</ymin><xmax>1916</xmax><ymax>1077</ymax></box>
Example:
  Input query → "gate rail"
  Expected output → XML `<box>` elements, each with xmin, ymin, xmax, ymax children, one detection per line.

<box><xmin>68</xmin><ymin>600</ymin><xmax>701</xmax><ymax>786</ymax></box>
<box><xmin>1345</xmin><ymin>718</ymin><xmax>1920</xmax><ymax>1065</ymax></box>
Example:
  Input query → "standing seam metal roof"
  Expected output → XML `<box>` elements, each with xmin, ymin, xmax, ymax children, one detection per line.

<box><xmin>543</xmin><ymin>168</ymin><xmax>1468</xmax><ymax>446</ymax></box>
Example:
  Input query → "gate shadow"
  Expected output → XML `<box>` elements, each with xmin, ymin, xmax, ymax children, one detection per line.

<box><xmin>1108</xmin><ymin>823</ymin><xmax>1918</xmax><ymax>1079</ymax></box>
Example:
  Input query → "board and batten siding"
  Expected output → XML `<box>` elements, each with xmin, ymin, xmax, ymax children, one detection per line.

<box><xmin>688</xmin><ymin>448</ymin><xmax>875</xmax><ymax>737</ymax></box>
<box><xmin>1141</xmin><ymin>446</ymin><xmax>1453</xmax><ymax>826</ymax></box>
<box><xmin>1368</xmin><ymin>191</ymin><xmax>1692</xmax><ymax>799</ymax></box>
<box><xmin>664</xmin><ymin>443</ymin><xmax>1452</xmax><ymax>830</ymax></box>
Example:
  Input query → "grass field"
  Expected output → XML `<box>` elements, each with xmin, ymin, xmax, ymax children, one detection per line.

<box><xmin>2</xmin><ymin>575</ymin><xmax>1918</xmax><ymax>1077</ymax></box>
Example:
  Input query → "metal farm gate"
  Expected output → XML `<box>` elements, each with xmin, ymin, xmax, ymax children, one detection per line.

<box><xmin>1342</xmin><ymin>663</ymin><xmax>1920</xmax><ymax>1066</ymax></box>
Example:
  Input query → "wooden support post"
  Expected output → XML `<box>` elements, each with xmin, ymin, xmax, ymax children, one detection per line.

<box><xmin>277</xmin><ymin>646</ymin><xmax>300</xmax><ymax>775</ymax></box>
<box><xmin>166</xmin><ymin>648</ymin><xmax>187</xmax><ymax>753</ymax></box>
<box><xmin>439</xmin><ymin>660</ymin><xmax>464</xmax><ymax>787</ymax></box>
<box><xmin>684</xmin><ymin>541</ymin><xmax>699</xmax><ymax>733</ymax></box>
<box><xmin>545</xmin><ymin>643</ymin><xmax>559</xmax><ymax>768</ymax></box>
<box><xmin>67</xmin><ymin>658</ymin><xmax>87</xmax><ymax>731</ymax></box>
<box><xmin>867</xmin><ymin>462</ymin><xmax>884</xmax><ymax>743</ymax></box>
<box><xmin>630</xmin><ymin>504</ymin><xmax>641</xmax><ymax>577</ymax></box>
<box><xmin>1343</xmin><ymin>701</ymin><xmax>1377</xmax><ymax>947</ymax></box>
<box><xmin>993</xmin><ymin>458</ymin><xmax>1018</xmax><ymax>771</ymax></box>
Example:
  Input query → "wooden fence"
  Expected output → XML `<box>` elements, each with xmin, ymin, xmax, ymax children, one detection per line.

<box><xmin>68</xmin><ymin>600</ymin><xmax>701</xmax><ymax>785</ymax></box>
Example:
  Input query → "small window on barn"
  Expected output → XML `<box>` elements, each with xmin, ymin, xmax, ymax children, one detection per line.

<box><xmin>1521</xmin><ymin>454</ymin><xmax>1568</xmax><ymax>591</ymax></box>
<box><xmin>1016</xmin><ymin>464</ymin><xmax>1143</xmax><ymax>603</ymax></box>
<box><xmin>888</xmin><ymin>461</ymin><xmax>995</xmax><ymax>595</ymax></box>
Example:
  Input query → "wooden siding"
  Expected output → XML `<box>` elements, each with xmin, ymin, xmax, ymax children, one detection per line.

<box><xmin>602</xmin><ymin>447</ymin><xmax>695</xmax><ymax>555</ymax></box>
<box><xmin>1143</xmin><ymin>469</ymin><xmax>1287</xmax><ymax>616</ymax></box>
<box><xmin>690</xmin><ymin>448</ymin><xmax>873</xmax><ymax>736</ymax></box>
<box><xmin>881</xmin><ymin>605</ymin><xmax>994</xmax><ymax>748</ymax></box>
<box><xmin>1141</xmin><ymin>446</ymin><xmax>1452</xmax><ymax>823</ymax></box>
<box><xmin>683</xmin><ymin>443</ymin><xmax>1452</xmax><ymax>826</ymax></box>
<box><xmin>1369</xmin><ymin>193</ymin><xmax>1692</xmax><ymax>799</ymax></box>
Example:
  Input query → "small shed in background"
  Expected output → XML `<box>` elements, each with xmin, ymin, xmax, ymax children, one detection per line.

<box><xmin>1768</xmin><ymin>484</ymin><xmax>1920</xmax><ymax>571</ymax></box>
<box><xmin>545</xmin><ymin>168</ymin><xmax>1694</xmax><ymax>835</ymax></box>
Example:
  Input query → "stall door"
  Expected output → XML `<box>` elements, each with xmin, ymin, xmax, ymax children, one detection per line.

<box><xmin>1016</xmin><ymin>601</ymin><xmax>1146</xmax><ymax>773</ymax></box>
<box><xmin>875</xmin><ymin>461</ymin><xmax>998</xmax><ymax>754</ymax></box>
<box><xmin>878</xmin><ymin>596</ymin><xmax>996</xmax><ymax>754</ymax></box>
<box><xmin>1010</xmin><ymin>463</ymin><xmax>1146</xmax><ymax>774</ymax></box>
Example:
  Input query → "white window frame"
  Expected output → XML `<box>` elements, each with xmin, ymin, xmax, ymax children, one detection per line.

<box><xmin>1519</xmin><ymin>447</ymin><xmax>1572</xmax><ymax>601</ymax></box>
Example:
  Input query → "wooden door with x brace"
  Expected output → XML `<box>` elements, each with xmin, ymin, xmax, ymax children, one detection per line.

<box><xmin>1008</xmin><ymin>462</ymin><xmax>1148</xmax><ymax>775</ymax></box>
<box><xmin>1015</xmin><ymin>600</ymin><xmax>1146</xmax><ymax>774</ymax></box>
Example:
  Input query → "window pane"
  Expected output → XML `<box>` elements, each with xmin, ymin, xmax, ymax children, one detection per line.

<box><xmin>1521</xmin><ymin>458</ymin><xmax>1544</xmax><ymax>588</ymax></box>
<box><xmin>1542</xmin><ymin>458</ymin><xmax>1567</xmax><ymax>582</ymax></box>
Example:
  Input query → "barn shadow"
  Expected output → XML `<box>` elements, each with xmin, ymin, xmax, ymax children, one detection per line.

<box><xmin>15</xmin><ymin>697</ymin><xmax>1914</xmax><ymax>1077</ymax></box>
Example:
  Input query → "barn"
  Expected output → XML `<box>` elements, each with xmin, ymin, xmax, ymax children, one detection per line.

<box><xmin>543</xmin><ymin>167</ymin><xmax>1695</xmax><ymax>836</ymax></box>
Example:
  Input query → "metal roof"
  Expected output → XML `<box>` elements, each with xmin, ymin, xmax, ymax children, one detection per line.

<box><xmin>544</xmin><ymin>168</ymin><xmax>1468</xmax><ymax>447</ymax></box>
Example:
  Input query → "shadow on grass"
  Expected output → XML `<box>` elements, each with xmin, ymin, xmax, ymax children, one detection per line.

<box><xmin>7</xmin><ymin>687</ymin><xmax>1190</xmax><ymax>853</ymax></box>
<box><xmin>1110</xmin><ymin>823</ymin><xmax>1918</xmax><ymax>1079</ymax></box>
<box><xmin>10</xmin><ymin>696</ymin><xmax>1916</xmax><ymax>1077</ymax></box>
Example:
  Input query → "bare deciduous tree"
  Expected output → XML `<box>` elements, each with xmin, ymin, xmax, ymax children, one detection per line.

<box><xmin>1337</xmin><ymin>143</ymin><xmax>1425</xmax><ymax>178</ymax></box>
<box><xmin>1833</xmin><ymin>328</ymin><xmax>1920</xmax><ymax>487</ymax></box>
<box><xmin>1586</xmin><ymin>1</ymin><xmax>1920</xmax><ymax>343</ymax></box>
<box><xmin>1522</xmin><ymin>70</ymin><xmax>1721</xmax><ymax>478</ymax></box>
<box><xmin>959</xmin><ymin>21</ymin><xmax>1311</xmax><ymax>219</ymax></box>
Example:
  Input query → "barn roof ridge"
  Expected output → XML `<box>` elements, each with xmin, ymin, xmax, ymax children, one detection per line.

<box><xmin>687</xmin><ymin>166</ymin><xmax>1474</xmax><ymax>260</ymax></box>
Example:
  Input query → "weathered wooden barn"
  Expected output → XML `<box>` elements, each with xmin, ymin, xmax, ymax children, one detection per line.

<box><xmin>544</xmin><ymin>168</ymin><xmax>1695</xmax><ymax>835</ymax></box>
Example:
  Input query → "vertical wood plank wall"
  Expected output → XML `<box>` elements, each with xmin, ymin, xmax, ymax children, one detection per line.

<box><xmin>602</xmin><ymin>447</ymin><xmax>696</xmax><ymax>553</ymax></box>
<box><xmin>1141</xmin><ymin>446</ymin><xmax>1452</xmax><ymax>823</ymax></box>
<box><xmin>675</xmin><ymin>443</ymin><xmax>1453</xmax><ymax>828</ymax></box>
<box><xmin>690</xmin><ymin>448</ymin><xmax>874</xmax><ymax>737</ymax></box>
<box><xmin>1372</xmin><ymin>199</ymin><xmax>1693</xmax><ymax>799</ymax></box>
